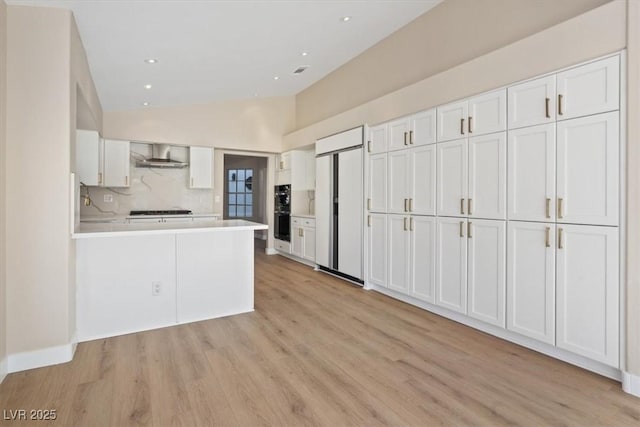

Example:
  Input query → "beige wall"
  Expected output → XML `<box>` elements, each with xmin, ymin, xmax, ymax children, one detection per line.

<box><xmin>0</xmin><ymin>0</ymin><xmax>7</xmax><ymax>380</ymax></box>
<box><xmin>284</xmin><ymin>1</ymin><xmax>625</xmax><ymax>150</ymax></box>
<box><xmin>5</xmin><ymin>5</ymin><xmax>102</xmax><ymax>360</ymax></box>
<box><xmin>295</xmin><ymin>0</ymin><xmax>611</xmax><ymax>128</ymax></box>
<box><xmin>102</xmin><ymin>96</ymin><xmax>295</xmax><ymax>153</ymax></box>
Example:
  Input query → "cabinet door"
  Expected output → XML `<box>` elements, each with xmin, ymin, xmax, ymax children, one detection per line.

<box><xmin>557</xmin><ymin>112</ymin><xmax>619</xmax><ymax>226</ymax></box>
<box><xmin>278</xmin><ymin>152</ymin><xmax>291</xmax><ymax>170</ymax></box>
<box><xmin>467</xmin><ymin>220</ymin><xmax>506</xmax><ymax>327</ymax></box>
<box><xmin>290</xmin><ymin>224</ymin><xmax>304</xmax><ymax>258</ymax></box>
<box><xmin>103</xmin><ymin>139</ymin><xmax>130</xmax><ymax>188</ymax></box>
<box><xmin>76</xmin><ymin>129</ymin><xmax>101</xmax><ymax>186</ymax></box>
<box><xmin>436</xmin><ymin>217</ymin><xmax>467</xmax><ymax>314</ymax></box>
<box><xmin>367</xmin><ymin>213</ymin><xmax>387</xmax><ymax>288</ymax></box>
<box><xmin>368</xmin><ymin>153</ymin><xmax>387</xmax><ymax>213</ymax></box>
<box><xmin>368</xmin><ymin>123</ymin><xmax>387</xmax><ymax>154</ymax></box>
<box><xmin>409</xmin><ymin>216</ymin><xmax>436</xmax><ymax>303</ymax></box>
<box><xmin>468</xmin><ymin>132</ymin><xmax>506</xmax><ymax>220</ymax></box>
<box><xmin>388</xmin><ymin>215</ymin><xmax>410</xmax><ymax>294</ymax></box>
<box><xmin>437</xmin><ymin>139</ymin><xmax>467</xmax><ymax>217</ymax></box>
<box><xmin>302</xmin><ymin>227</ymin><xmax>316</xmax><ymax>262</ymax></box>
<box><xmin>556</xmin><ymin>224</ymin><xmax>619</xmax><ymax>367</ymax></box>
<box><xmin>408</xmin><ymin>145</ymin><xmax>436</xmax><ymax>215</ymax></box>
<box><xmin>437</xmin><ymin>100</ymin><xmax>468</xmax><ymax>142</ymax></box>
<box><xmin>468</xmin><ymin>89</ymin><xmax>506</xmax><ymax>136</ymax></box>
<box><xmin>507</xmin><ymin>222</ymin><xmax>555</xmax><ymax>345</ymax></box>
<box><xmin>387</xmin><ymin>150</ymin><xmax>410</xmax><ymax>214</ymax></box>
<box><xmin>508</xmin><ymin>124</ymin><xmax>556</xmax><ymax>222</ymax></box>
<box><xmin>189</xmin><ymin>146</ymin><xmax>213</xmax><ymax>189</ymax></box>
<box><xmin>410</xmin><ymin>109</ymin><xmax>436</xmax><ymax>146</ymax></box>
<box><xmin>305</xmin><ymin>150</ymin><xmax>316</xmax><ymax>190</ymax></box>
<box><xmin>508</xmin><ymin>75</ymin><xmax>556</xmax><ymax>129</ymax></box>
<box><xmin>315</xmin><ymin>155</ymin><xmax>331</xmax><ymax>268</ymax></box>
<box><xmin>556</xmin><ymin>55</ymin><xmax>620</xmax><ymax>120</ymax></box>
<box><xmin>388</xmin><ymin>117</ymin><xmax>411</xmax><ymax>152</ymax></box>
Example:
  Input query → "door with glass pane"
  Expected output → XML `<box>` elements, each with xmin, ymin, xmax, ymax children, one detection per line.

<box><xmin>225</xmin><ymin>168</ymin><xmax>254</xmax><ymax>219</ymax></box>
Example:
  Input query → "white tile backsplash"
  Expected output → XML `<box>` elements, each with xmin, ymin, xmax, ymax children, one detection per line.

<box><xmin>80</xmin><ymin>142</ymin><xmax>213</xmax><ymax>217</ymax></box>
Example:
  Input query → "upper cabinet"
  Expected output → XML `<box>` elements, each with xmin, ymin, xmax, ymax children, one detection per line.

<box><xmin>277</xmin><ymin>151</ymin><xmax>291</xmax><ymax>171</ymax></box>
<box><xmin>189</xmin><ymin>146</ymin><xmax>213</xmax><ymax>189</ymax></box>
<box><xmin>76</xmin><ymin>129</ymin><xmax>102</xmax><ymax>186</ymax></box>
<box><xmin>556</xmin><ymin>55</ymin><xmax>619</xmax><ymax>121</ymax></box>
<box><xmin>102</xmin><ymin>139</ymin><xmax>131</xmax><ymax>188</ymax></box>
<box><xmin>437</xmin><ymin>90</ymin><xmax>506</xmax><ymax>142</ymax></box>
<box><xmin>368</xmin><ymin>123</ymin><xmax>387</xmax><ymax>154</ymax></box>
<box><xmin>508</xmin><ymin>75</ymin><xmax>556</xmax><ymax>129</ymax></box>
<box><xmin>290</xmin><ymin>149</ymin><xmax>315</xmax><ymax>191</ymax></box>
<box><xmin>388</xmin><ymin>109</ymin><xmax>436</xmax><ymax>151</ymax></box>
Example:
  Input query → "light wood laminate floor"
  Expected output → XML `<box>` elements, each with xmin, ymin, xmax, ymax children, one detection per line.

<box><xmin>1</xmin><ymin>240</ymin><xmax>639</xmax><ymax>426</ymax></box>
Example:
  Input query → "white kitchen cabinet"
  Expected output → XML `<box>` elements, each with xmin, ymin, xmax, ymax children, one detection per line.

<box><xmin>291</xmin><ymin>149</ymin><xmax>315</xmax><ymax>191</ymax></box>
<box><xmin>409</xmin><ymin>216</ymin><xmax>436</xmax><ymax>304</ymax></box>
<box><xmin>76</xmin><ymin>129</ymin><xmax>102</xmax><ymax>186</ymax></box>
<box><xmin>556</xmin><ymin>224</ymin><xmax>619</xmax><ymax>367</ymax></box>
<box><xmin>291</xmin><ymin>220</ymin><xmax>304</xmax><ymax>259</ymax></box>
<box><xmin>467</xmin><ymin>219</ymin><xmax>506</xmax><ymax>327</ymax></box>
<box><xmin>274</xmin><ymin>239</ymin><xmax>291</xmax><ymax>254</ymax></box>
<box><xmin>556</xmin><ymin>112</ymin><xmax>619</xmax><ymax>226</ymax></box>
<box><xmin>467</xmin><ymin>89</ymin><xmax>507</xmax><ymax>136</ymax></box>
<box><xmin>189</xmin><ymin>146</ymin><xmax>213</xmax><ymax>189</ymax></box>
<box><xmin>411</xmin><ymin>109</ymin><xmax>436</xmax><ymax>147</ymax></box>
<box><xmin>507</xmin><ymin>221</ymin><xmax>555</xmax><ymax>345</ymax></box>
<box><xmin>508</xmin><ymin>124</ymin><xmax>556</xmax><ymax>222</ymax></box>
<box><xmin>436</xmin><ymin>217</ymin><xmax>468</xmax><ymax>314</ymax></box>
<box><xmin>437</xmin><ymin>139</ymin><xmax>467</xmax><ymax>217</ymax></box>
<box><xmin>102</xmin><ymin>139</ymin><xmax>130</xmax><ymax>188</ymax></box>
<box><xmin>437</xmin><ymin>100</ymin><xmax>468</xmax><ymax>142</ymax></box>
<box><xmin>367</xmin><ymin>152</ymin><xmax>387</xmax><ymax>213</ymax></box>
<box><xmin>291</xmin><ymin>216</ymin><xmax>316</xmax><ymax>262</ymax></box>
<box><xmin>302</xmin><ymin>226</ymin><xmax>316</xmax><ymax>262</ymax></box>
<box><xmin>388</xmin><ymin>215</ymin><xmax>410</xmax><ymax>294</ymax></box>
<box><xmin>508</xmin><ymin>75</ymin><xmax>556</xmax><ymax>129</ymax></box>
<box><xmin>556</xmin><ymin>55</ymin><xmax>619</xmax><ymax>121</ymax></box>
<box><xmin>468</xmin><ymin>132</ymin><xmax>506</xmax><ymax>220</ymax></box>
<box><xmin>408</xmin><ymin>144</ymin><xmax>436</xmax><ymax>216</ymax></box>
<box><xmin>367</xmin><ymin>213</ymin><xmax>387</xmax><ymax>288</ymax></box>
<box><xmin>277</xmin><ymin>151</ymin><xmax>291</xmax><ymax>171</ymax></box>
<box><xmin>388</xmin><ymin>117</ymin><xmax>412</xmax><ymax>152</ymax></box>
<box><xmin>388</xmin><ymin>150</ymin><xmax>410</xmax><ymax>214</ymax></box>
<box><xmin>368</xmin><ymin>123</ymin><xmax>387</xmax><ymax>154</ymax></box>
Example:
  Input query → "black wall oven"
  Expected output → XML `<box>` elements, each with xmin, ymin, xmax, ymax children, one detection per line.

<box><xmin>274</xmin><ymin>184</ymin><xmax>291</xmax><ymax>241</ymax></box>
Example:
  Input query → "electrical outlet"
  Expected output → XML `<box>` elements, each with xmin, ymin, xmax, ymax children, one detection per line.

<box><xmin>103</xmin><ymin>194</ymin><xmax>113</xmax><ymax>203</ymax></box>
<box><xmin>214</xmin><ymin>195</ymin><xmax>221</xmax><ymax>203</ymax></box>
<box><xmin>152</xmin><ymin>281</ymin><xmax>161</xmax><ymax>296</ymax></box>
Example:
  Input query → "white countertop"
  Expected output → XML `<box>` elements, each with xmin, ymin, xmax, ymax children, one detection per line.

<box><xmin>73</xmin><ymin>219</ymin><xmax>268</xmax><ymax>239</ymax></box>
<box><xmin>291</xmin><ymin>213</ymin><xmax>315</xmax><ymax>219</ymax></box>
<box><xmin>80</xmin><ymin>213</ymin><xmax>222</xmax><ymax>223</ymax></box>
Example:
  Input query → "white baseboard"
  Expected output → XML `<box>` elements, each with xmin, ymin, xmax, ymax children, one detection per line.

<box><xmin>265</xmin><ymin>247</ymin><xmax>278</xmax><ymax>255</ymax></box>
<box><xmin>623</xmin><ymin>372</ymin><xmax>640</xmax><ymax>397</ymax></box>
<box><xmin>369</xmin><ymin>284</ymin><xmax>621</xmax><ymax>382</ymax></box>
<box><xmin>0</xmin><ymin>356</ymin><xmax>7</xmax><ymax>383</ymax></box>
<box><xmin>7</xmin><ymin>340</ymin><xmax>76</xmax><ymax>374</ymax></box>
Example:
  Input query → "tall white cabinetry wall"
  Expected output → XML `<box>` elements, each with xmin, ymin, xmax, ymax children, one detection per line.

<box><xmin>365</xmin><ymin>53</ymin><xmax>622</xmax><ymax>374</ymax></box>
<box><xmin>76</xmin><ymin>130</ymin><xmax>130</xmax><ymax>188</ymax></box>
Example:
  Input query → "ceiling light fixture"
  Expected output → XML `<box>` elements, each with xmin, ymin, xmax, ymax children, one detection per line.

<box><xmin>301</xmin><ymin>52</ymin><xmax>309</xmax><ymax>56</ymax></box>
<box><xmin>144</xmin><ymin>59</ymin><xmax>157</xmax><ymax>64</ymax></box>
<box><xmin>340</xmin><ymin>16</ymin><xmax>351</xmax><ymax>22</ymax></box>
<box><xmin>144</xmin><ymin>84</ymin><xmax>152</xmax><ymax>89</ymax></box>
<box><xmin>274</xmin><ymin>76</ymin><xmax>280</xmax><ymax>80</ymax></box>
<box><xmin>142</xmin><ymin>102</ymin><xmax>149</xmax><ymax>106</ymax></box>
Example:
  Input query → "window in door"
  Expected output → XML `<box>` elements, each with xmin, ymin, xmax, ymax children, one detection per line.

<box><xmin>227</xmin><ymin>168</ymin><xmax>253</xmax><ymax>218</ymax></box>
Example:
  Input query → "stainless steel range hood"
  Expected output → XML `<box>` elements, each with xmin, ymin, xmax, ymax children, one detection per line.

<box><xmin>136</xmin><ymin>144</ymin><xmax>188</xmax><ymax>168</ymax></box>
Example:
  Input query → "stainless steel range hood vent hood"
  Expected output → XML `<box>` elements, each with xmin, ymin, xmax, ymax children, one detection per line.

<box><xmin>136</xmin><ymin>144</ymin><xmax>188</xmax><ymax>168</ymax></box>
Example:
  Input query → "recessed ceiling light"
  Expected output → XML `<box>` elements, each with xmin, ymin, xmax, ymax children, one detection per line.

<box><xmin>340</xmin><ymin>16</ymin><xmax>351</xmax><ymax>22</ymax></box>
<box><xmin>253</xmin><ymin>93</ymin><xmax>259</xmax><ymax>97</ymax></box>
<box><xmin>301</xmin><ymin>52</ymin><xmax>309</xmax><ymax>57</ymax></box>
<box><xmin>274</xmin><ymin>76</ymin><xmax>280</xmax><ymax>80</ymax></box>
<box><xmin>144</xmin><ymin>59</ymin><xmax>157</xmax><ymax>64</ymax></box>
<box><xmin>144</xmin><ymin>84</ymin><xmax>152</xmax><ymax>89</ymax></box>
<box><xmin>142</xmin><ymin>102</ymin><xmax>149</xmax><ymax>106</ymax></box>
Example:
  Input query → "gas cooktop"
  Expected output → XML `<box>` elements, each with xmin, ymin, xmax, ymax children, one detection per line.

<box><xmin>129</xmin><ymin>210</ymin><xmax>193</xmax><ymax>216</ymax></box>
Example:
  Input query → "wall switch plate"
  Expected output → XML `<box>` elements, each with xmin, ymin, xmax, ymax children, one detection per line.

<box><xmin>215</xmin><ymin>195</ymin><xmax>221</xmax><ymax>203</ymax></box>
<box><xmin>152</xmin><ymin>281</ymin><xmax>161</xmax><ymax>296</ymax></box>
<box><xmin>104</xmin><ymin>194</ymin><xmax>113</xmax><ymax>203</ymax></box>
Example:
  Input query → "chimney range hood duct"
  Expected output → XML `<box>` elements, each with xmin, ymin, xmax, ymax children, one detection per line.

<box><xmin>136</xmin><ymin>144</ymin><xmax>188</xmax><ymax>168</ymax></box>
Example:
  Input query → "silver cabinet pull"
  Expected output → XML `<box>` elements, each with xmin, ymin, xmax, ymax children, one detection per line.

<box><xmin>367</xmin><ymin>198</ymin><xmax>371</xmax><ymax>210</ymax></box>
<box><xmin>404</xmin><ymin>132</ymin><xmax>408</xmax><ymax>146</ymax></box>
<box><xmin>468</xmin><ymin>198</ymin><xmax>472</xmax><ymax>215</ymax></box>
<box><xmin>545</xmin><ymin>227</ymin><xmax>551</xmax><ymax>248</ymax></box>
<box><xmin>467</xmin><ymin>222</ymin><xmax>472</xmax><ymax>238</ymax></box>
<box><xmin>558</xmin><ymin>227</ymin><xmax>564</xmax><ymax>249</ymax></box>
<box><xmin>410</xmin><ymin>217</ymin><xmax>414</xmax><ymax>231</ymax></box>
<box><xmin>546</xmin><ymin>198</ymin><xmax>551</xmax><ymax>219</ymax></box>
<box><xmin>459</xmin><ymin>221</ymin><xmax>465</xmax><ymax>238</ymax></box>
<box><xmin>367</xmin><ymin>215</ymin><xmax>371</xmax><ymax>227</ymax></box>
<box><xmin>409</xmin><ymin>198</ymin><xmax>413</xmax><ymax>212</ymax></box>
<box><xmin>468</xmin><ymin>116</ymin><xmax>472</xmax><ymax>133</ymax></box>
<box><xmin>409</xmin><ymin>130</ymin><xmax>414</xmax><ymax>144</ymax></box>
<box><xmin>460</xmin><ymin>198</ymin><xmax>465</xmax><ymax>215</ymax></box>
<box><xmin>558</xmin><ymin>94</ymin><xmax>564</xmax><ymax>116</ymax></box>
<box><xmin>404</xmin><ymin>199</ymin><xmax>408</xmax><ymax>212</ymax></box>
<box><xmin>460</xmin><ymin>118</ymin><xmax>465</xmax><ymax>135</ymax></box>
<box><xmin>404</xmin><ymin>217</ymin><xmax>408</xmax><ymax>231</ymax></box>
<box><xmin>545</xmin><ymin>97</ymin><xmax>551</xmax><ymax>118</ymax></box>
<box><xmin>367</xmin><ymin>140</ymin><xmax>371</xmax><ymax>153</ymax></box>
<box><xmin>558</xmin><ymin>198</ymin><xmax>564</xmax><ymax>219</ymax></box>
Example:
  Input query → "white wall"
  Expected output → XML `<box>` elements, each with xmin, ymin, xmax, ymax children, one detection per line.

<box><xmin>0</xmin><ymin>0</ymin><xmax>8</xmax><ymax>382</ymax></box>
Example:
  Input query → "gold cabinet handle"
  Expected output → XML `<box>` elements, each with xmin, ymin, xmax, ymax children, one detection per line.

<box><xmin>558</xmin><ymin>227</ymin><xmax>564</xmax><ymax>249</ymax></box>
<box><xmin>404</xmin><ymin>132</ymin><xmax>408</xmax><ymax>146</ymax></box>
<box><xmin>459</xmin><ymin>221</ymin><xmax>465</xmax><ymax>238</ymax></box>
<box><xmin>409</xmin><ymin>198</ymin><xmax>413</xmax><ymax>212</ymax></box>
<box><xmin>468</xmin><ymin>116</ymin><xmax>472</xmax><ymax>133</ymax></box>
<box><xmin>367</xmin><ymin>215</ymin><xmax>371</xmax><ymax>227</ymax></box>
<box><xmin>410</xmin><ymin>217</ymin><xmax>414</xmax><ymax>231</ymax></box>
<box><xmin>367</xmin><ymin>140</ymin><xmax>371</xmax><ymax>153</ymax></box>
<box><xmin>468</xmin><ymin>198</ymin><xmax>472</xmax><ymax>216</ymax></box>
<box><xmin>367</xmin><ymin>198</ymin><xmax>371</xmax><ymax>210</ymax></box>
<box><xmin>98</xmin><ymin>172</ymin><xmax>102</xmax><ymax>185</ymax></box>
<box><xmin>300</xmin><ymin>228</ymin><xmax>304</xmax><ymax>237</ymax></box>
<box><xmin>558</xmin><ymin>94</ymin><xmax>564</xmax><ymax>116</ymax></box>
<box><xmin>558</xmin><ymin>198</ymin><xmax>564</xmax><ymax>219</ymax></box>
<box><xmin>467</xmin><ymin>221</ymin><xmax>472</xmax><ymax>238</ymax></box>
<box><xmin>460</xmin><ymin>118</ymin><xmax>465</xmax><ymax>135</ymax></box>
<box><xmin>409</xmin><ymin>130</ymin><xmax>414</xmax><ymax>144</ymax></box>
<box><xmin>404</xmin><ymin>217</ymin><xmax>408</xmax><ymax>231</ymax></box>
<box><xmin>546</xmin><ymin>198</ymin><xmax>551</xmax><ymax>219</ymax></box>
<box><xmin>545</xmin><ymin>97</ymin><xmax>551</xmax><ymax>118</ymax></box>
<box><xmin>460</xmin><ymin>198</ymin><xmax>465</xmax><ymax>215</ymax></box>
<box><xmin>404</xmin><ymin>198</ymin><xmax>408</xmax><ymax>212</ymax></box>
<box><xmin>545</xmin><ymin>227</ymin><xmax>551</xmax><ymax>248</ymax></box>
<box><xmin>280</xmin><ymin>160</ymin><xmax>284</xmax><ymax>169</ymax></box>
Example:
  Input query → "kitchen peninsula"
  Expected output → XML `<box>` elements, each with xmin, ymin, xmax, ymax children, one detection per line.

<box><xmin>73</xmin><ymin>219</ymin><xmax>267</xmax><ymax>341</ymax></box>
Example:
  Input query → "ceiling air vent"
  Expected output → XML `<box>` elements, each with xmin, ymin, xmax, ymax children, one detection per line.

<box><xmin>293</xmin><ymin>66</ymin><xmax>309</xmax><ymax>75</ymax></box>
